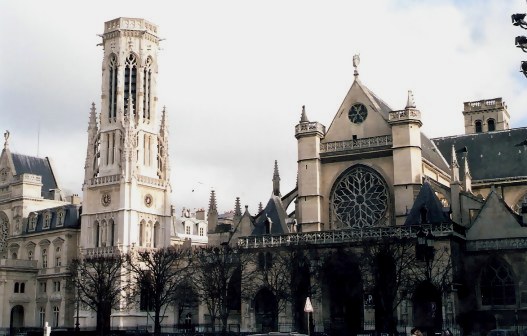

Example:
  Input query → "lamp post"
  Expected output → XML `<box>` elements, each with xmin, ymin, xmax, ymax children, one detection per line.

<box><xmin>512</xmin><ymin>10</ymin><xmax>527</xmax><ymax>77</ymax></box>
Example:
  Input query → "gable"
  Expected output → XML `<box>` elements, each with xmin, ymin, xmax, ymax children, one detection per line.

<box><xmin>324</xmin><ymin>79</ymin><xmax>392</xmax><ymax>143</ymax></box>
<box><xmin>466</xmin><ymin>190</ymin><xmax>526</xmax><ymax>240</ymax></box>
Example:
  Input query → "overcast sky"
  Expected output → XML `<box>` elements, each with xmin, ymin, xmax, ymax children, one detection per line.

<box><xmin>1</xmin><ymin>0</ymin><xmax>527</xmax><ymax>215</ymax></box>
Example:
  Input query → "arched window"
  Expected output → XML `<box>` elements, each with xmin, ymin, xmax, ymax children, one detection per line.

<box><xmin>94</xmin><ymin>221</ymin><xmax>100</xmax><ymax>247</ymax></box>
<box><xmin>143</xmin><ymin>57</ymin><xmax>153</xmax><ymax>120</ymax></box>
<box><xmin>39</xmin><ymin>307</ymin><xmax>46</xmax><ymax>327</ymax></box>
<box><xmin>109</xmin><ymin>219</ymin><xmax>115</xmax><ymax>246</ymax></box>
<box><xmin>480</xmin><ymin>258</ymin><xmax>516</xmax><ymax>306</ymax></box>
<box><xmin>487</xmin><ymin>118</ymin><xmax>496</xmax><ymax>132</ymax></box>
<box><xmin>139</xmin><ymin>221</ymin><xmax>145</xmax><ymax>246</ymax></box>
<box><xmin>100</xmin><ymin>220</ymin><xmax>107</xmax><ymax>247</ymax></box>
<box><xmin>20</xmin><ymin>282</ymin><xmax>25</xmax><ymax>293</ymax></box>
<box><xmin>475</xmin><ymin>120</ymin><xmax>483</xmax><ymax>133</ymax></box>
<box><xmin>14</xmin><ymin>282</ymin><xmax>19</xmax><ymax>293</ymax></box>
<box><xmin>108</xmin><ymin>54</ymin><xmax>118</xmax><ymax>120</ymax></box>
<box><xmin>153</xmin><ymin>222</ymin><xmax>159</xmax><ymax>248</ymax></box>
<box><xmin>124</xmin><ymin>54</ymin><xmax>138</xmax><ymax>115</ymax></box>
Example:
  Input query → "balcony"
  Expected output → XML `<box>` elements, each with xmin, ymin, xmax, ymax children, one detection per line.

<box><xmin>320</xmin><ymin>135</ymin><xmax>392</xmax><ymax>155</ymax></box>
<box><xmin>0</xmin><ymin>259</ymin><xmax>38</xmax><ymax>269</ymax></box>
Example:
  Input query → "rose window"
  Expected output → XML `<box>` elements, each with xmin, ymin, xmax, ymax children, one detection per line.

<box><xmin>331</xmin><ymin>166</ymin><xmax>389</xmax><ymax>228</ymax></box>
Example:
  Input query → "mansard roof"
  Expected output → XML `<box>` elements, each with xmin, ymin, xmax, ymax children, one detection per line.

<box><xmin>24</xmin><ymin>204</ymin><xmax>81</xmax><ymax>234</ymax></box>
<box><xmin>11</xmin><ymin>153</ymin><xmax>59</xmax><ymax>199</ymax></box>
<box><xmin>251</xmin><ymin>194</ymin><xmax>289</xmax><ymax>235</ymax></box>
<box><xmin>432</xmin><ymin>127</ymin><xmax>527</xmax><ymax>182</ymax></box>
<box><xmin>404</xmin><ymin>180</ymin><xmax>452</xmax><ymax>226</ymax></box>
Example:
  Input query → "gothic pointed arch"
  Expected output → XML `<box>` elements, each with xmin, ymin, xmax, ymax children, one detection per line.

<box><xmin>124</xmin><ymin>52</ymin><xmax>138</xmax><ymax>115</ymax></box>
<box><xmin>108</xmin><ymin>53</ymin><xmax>118</xmax><ymax>120</ymax></box>
<box><xmin>479</xmin><ymin>256</ymin><xmax>516</xmax><ymax>306</ymax></box>
<box><xmin>254</xmin><ymin>287</ymin><xmax>278</xmax><ymax>333</ymax></box>
<box><xmin>330</xmin><ymin>164</ymin><xmax>390</xmax><ymax>228</ymax></box>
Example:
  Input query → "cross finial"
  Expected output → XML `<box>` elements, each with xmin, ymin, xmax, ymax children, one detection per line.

<box><xmin>3</xmin><ymin>130</ymin><xmax>9</xmax><ymax>149</ymax></box>
<box><xmin>353</xmin><ymin>54</ymin><xmax>360</xmax><ymax>77</ymax></box>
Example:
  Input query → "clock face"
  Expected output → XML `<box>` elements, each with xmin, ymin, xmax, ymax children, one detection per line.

<box><xmin>101</xmin><ymin>193</ymin><xmax>111</xmax><ymax>207</ymax></box>
<box><xmin>144</xmin><ymin>194</ymin><xmax>153</xmax><ymax>207</ymax></box>
<box><xmin>348</xmin><ymin>103</ymin><xmax>368</xmax><ymax>124</ymax></box>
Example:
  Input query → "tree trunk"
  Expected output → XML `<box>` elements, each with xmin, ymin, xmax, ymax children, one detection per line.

<box><xmin>154</xmin><ymin>306</ymin><xmax>161</xmax><ymax>336</ymax></box>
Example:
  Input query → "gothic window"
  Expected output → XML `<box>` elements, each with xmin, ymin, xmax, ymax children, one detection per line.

<box><xmin>143</xmin><ymin>57</ymin><xmax>153</xmax><ymax>120</ymax></box>
<box><xmin>330</xmin><ymin>165</ymin><xmax>389</xmax><ymax>228</ymax></box>
<box><xmin>109</xmin><ymin>219</ymin><xmax>115</xmax><ymax>247</ymax></box>
<box><xmin>475</xmin><ymin>120</ymin><xmax>482</xmax><ymax>133</ymax></box>
<box><xmin>480</xmin><ymin>258</ymin><xmax>516</xmax><ymax>306</ymax></box>
<box><xmin>139</xmin><ymin>220</ymin><xmax>145</xmax><ymax>246</ymax></box>
<box><xmin>124</xmin><ymin>53</ymin><xmax>138</xmax><ymax>115</ymax></box>
<box><xmin>100</xmin><ymin>220</ymin><xmax>107</xmax><ymax>247</ymax></box>
<box><xmin>94</xmin><ymin>221</ymin><xmax>100</xmax><ymax>247</ymax></box>
<box><xmin>487</xmin><ymin>118</ymin><xmax>496</xmax><ymax>132</ymax></box>
<box><xmin>153</xmin><ymin>222</ymin><xmax>159</xmax><ymax>248</ymax></box>
<box><xmin>108</xmin><ymin>54</ymin><xmax>118</xmax><ymax>120</ymax></box>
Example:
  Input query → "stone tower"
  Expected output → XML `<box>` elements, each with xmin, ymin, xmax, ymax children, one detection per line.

<box><xmin>81</xmin><ymin>17</ymin><xmax>171</xmax><ymax>252</ymax></box>
<box><xmin>388</xmin><ymin>90</ymin><xmax>423</xmax><ymax>225</ymax></box>
<box><xmin>295</xmin><ymin>106</ymin><xmax>325</xmax><ymax>232</ymax></box>
<box><xmin>462</xmin><ymin>97</ymin><xmax>510</xmax><ymax>134</ymax></box>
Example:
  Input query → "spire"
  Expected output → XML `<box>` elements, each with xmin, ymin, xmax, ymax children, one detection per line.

<box><xmin>406</xmin><ymin>90</ymin><xmax>416</xmax><ymax>109</ymax></box>
<box><xmin>84</xmin><ymin>103</ymin><xmax>99</xmax><ymax>182</ymax></box>
<box><xmin>208</xmin><ymin>190</ymin><xmax>218</xmax><ymax>214</ymax></box>
<box><xmin>234</xmin><ymin>197</ymin><xmax>242</xmax><ymax>217</ymax></box>
<box><xmin>157</xmin><ymin>106</ymin><xmax>170</xmax><ymax>180</ymax></box>
<box><xmin>3</xmin><ymin>130</ymin><xmax>9</xmax><ymax>150</ymax></box>
<box><xmin>300</xmin><ymin>105</ymin><xmax>309</xmax><ymax>123</ymax></box>
<box><xmin>353</xmin><ymin>54</ymin><xmax>360</xmax><ymax>77</ymax></box>
<box><xmin>273</xmin><ymin>160</ymin><xmax>281</xmax><ymax>196</ymax></box>
<box><xmin>451</xmin><ymin>145</ymin><xmax>460</xmax><ymax>183</ymax></box>
<box><xmin>258</xmin><ymin>202</ymin><xmax>263</xmax><ymax>213</ymax></box>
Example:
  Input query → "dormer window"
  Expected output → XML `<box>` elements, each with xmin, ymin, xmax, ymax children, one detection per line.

<box><xmin>57</xmin><ymin>209</ymin><xmax>65</xmax><ymax>227</ymax></box>
<box><xmin>475</xmin><ymin>120</ymin><xmax>482</xmax><ymax>133</ymax></box>
<box><xmin>43</xmin><ymin>212</ymin><xmax>51</xmax><ymax>229</ymax></box>
<box><xmin>28</xmin><ymin>213</ymin><xmax>37</xmax><ymax>231</ymax></box>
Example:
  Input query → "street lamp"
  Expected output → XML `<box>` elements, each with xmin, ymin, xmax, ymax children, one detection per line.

<box><xmin>512</xmin><ymin>10</ymin><xmax>527</xmax><ymax>76</ymax></box>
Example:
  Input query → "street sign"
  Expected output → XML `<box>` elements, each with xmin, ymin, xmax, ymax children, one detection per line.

<box><xmin>304</xmin><ymin>297</ymin><xmax>313</xmax><ymax>313</ymax></box>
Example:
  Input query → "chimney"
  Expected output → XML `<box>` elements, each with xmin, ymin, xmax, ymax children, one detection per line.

<box><xmin>196</xmin><ymin>208</ymin><xmax>206</xmax><ymax>221</ymax></box>
<box><xmin>67</xmin><ymin>194</ymin><xmax>81</xmax><ymax>205</ymax></box>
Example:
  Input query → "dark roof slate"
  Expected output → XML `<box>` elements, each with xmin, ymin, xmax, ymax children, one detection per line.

<box><xmin>405</xmin><ymin>181</ymin><xmax>451</xmax><ymax>226</ymax></box>
<box><xmin>421</xmin><ymin>133</ymin><xmax>451</xmax><ymax>174</ymax></box>
<box><xmin>11</xmin><ymin>153</ymin><xmax>58</xmax><ymax>199</ymax></box>
<box><xmin>251</xmin><ymin>195</ymin><xmax>289</xmax><ymax>236</ymax></box>
<box><xmin>432</xmin><ymin>127</ymin><xmax>527</xmax><ymax>182</ymax></box>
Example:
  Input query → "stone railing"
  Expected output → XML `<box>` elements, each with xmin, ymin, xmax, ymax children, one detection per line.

<box><xmin>320</xmin><ymin>135</ymin><xmax>392</xmax><ymax>154</ymax></box>
<box><xmin>388</xmin><ymin>109</ymin><xmax>421</xmax><ymax>122</ymax></box>
<box><xmin>137</xmin><ymin>175</ymin><xmax>166</xmax><ymax>187</ymax></box>
<box><xmin>295</xmin><ymin>122</ymin><xmax>325</xmax><ymax>137</ymax></box>
<box><xmin>238</xmin><ymin>223</ymin><xmax>457</xmax><ymax>249</ymax></box>
<box><xmin>463</xmin><ymin>97</ymin><xmax>505</xmax><ymax>112</ymax></box>
<box><xmin>90</xmin><ymin>174</ymin><xmax>120</xmax><ymax>186</ymax></box>
<box><xmin>0</xmin><ymin>259</ymin><xmax>38</xmax><ymax>269</ymax></box>
<box><xmin>105</xmin><ymin>17</ymin><xmax>158</xmax><ymax>34</ymax></box>
<box><xmin>83</xmin><ymin>246</ymin><xmax>122</xmax><ymax>257</ymax></box>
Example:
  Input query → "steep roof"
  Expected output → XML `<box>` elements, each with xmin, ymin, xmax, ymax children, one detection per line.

<box><xmin>421</xmin><ymin>133</ymin><xmax>451</xmax><ymax>174</ymax></box>
<box><xmin>405</xmin><ymin>180</ymin><xmax>451</xmax><ymax>226</ymax></box>
<box><xmin>24</xmin><ymin>204</ymin><xmax>81</xmax><ymax>234</ymax></box>
<box><xmin>11</xmin><ymin>153</ymin><xmax>59</xmax><ymax>199</ymax></box>
<box><xmin>251</xmin><ymin>194</ymin><xmax>289</xmax><ymax>235</ymax></box>
<box><xmin>432</xmin><ymin>127</ymin><xmax>527</xmax><ymax>182</ymax></box>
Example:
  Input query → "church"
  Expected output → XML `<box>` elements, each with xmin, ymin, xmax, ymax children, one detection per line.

<box><xmin>0</xmin><ymin>16</ymin><xmax>527</xmax><ymax>336</ymax></box>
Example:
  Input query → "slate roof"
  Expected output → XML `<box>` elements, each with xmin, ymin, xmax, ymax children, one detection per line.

<box><xmin>405</xmin><ymin>181</ymin><xmax>451</xmax><ymax>226</ymax></box>
<box><xmin>432</xmin><ymin>127</ymin><xmax>527</xmax><ymax>182</ymax></box>
<box><xmin>11</xmin><ymin>153</ymin><xmax>59</xmax><ymax>199</ymax></box>
<box><xmin>24</xmin><ymin>204</ymin><xmax>81</xmax><ymax>234</ymax></box>
<box><xmin>251</xmin><ymin>194</ymin><xmax>289</xmax><ymax>235</ymax></box>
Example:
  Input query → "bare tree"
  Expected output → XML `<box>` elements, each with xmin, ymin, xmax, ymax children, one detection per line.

<box><xmin>252</xmin><ymin>245</ymin><xmax>322</xmax><ymax>333</ymax></box>
<box><xmin>193</xmin><ymin>244</ymin><xmax>253</xmax><ymax>334</ymax></box>
<box><xmin>69</xmin><ymin>254</ymin><xmax>129</xmax><ymax>336</ymax></box>
<box><xmin>127</xmin><ymin>246</ymin><xmax>192</xmax><ymax>336</ymax></box>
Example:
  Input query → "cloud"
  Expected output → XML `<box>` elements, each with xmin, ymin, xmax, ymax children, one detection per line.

<box><xmin>1</xmin><ymin>0</ymin><xmax>526</xmax><ymax>214</ymax></box>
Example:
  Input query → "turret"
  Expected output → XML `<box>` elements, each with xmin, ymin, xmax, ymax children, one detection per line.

<box><xmin>295</xmin><ymin>105</ymin><xmax>325</xmax><ymax>231</ymax></box>
<box><xmin>389</xmin><ymin>90</ymin><xmax>423</xmax><ymax>225</ymax></box>
<box><xmin>207</xmin><ymin>190</ymin><xmax>218</xmax><ymax>233</ymax></box>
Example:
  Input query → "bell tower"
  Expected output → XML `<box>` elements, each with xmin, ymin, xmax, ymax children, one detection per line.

<box><xmin>81</xmin><ymin>18</ymin><xmax>171</xmax><ymax>252</ymax></box>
